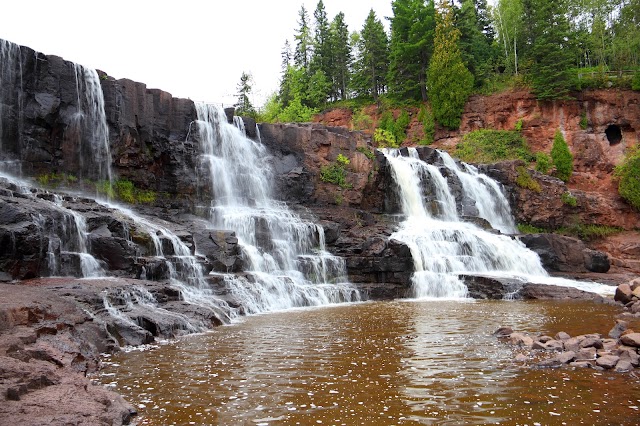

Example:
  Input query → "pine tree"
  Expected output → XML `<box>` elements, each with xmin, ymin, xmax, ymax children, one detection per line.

<box><xmin>310</xmin><ymin>0</ymin><xmax>332</xmax><ymax>104</ymax></box>
<box><xmin>235</xmin><ymin>72</ymin><xmax>255</xmax><ymax>118</ymax></box>
<box><xmin>427</xmin><ymin>0</ymin><xmax>474</xmax><ymax>129</ymax></box>
<box><xmin>388</xmin><ymin>0</ymin><xmax>436</xmax><ymax>101</ymax></box>
<box><xmin>294</xmin><ymin>5</ymin><xmax>313</xmax><ymax>70</ymax></box>
<box><xmin>457</xmin><ymin>0</ymin><xmax>495</xmax><ymax>87</ymax></box>
<box><xmin>528</xmin><ymin>0</ymin><xmax>574</xmax><ymax>100</ymax></box>
<box><xmin>353</xmin><ymin>9</ymin><xmax>389</xmax><ymax>100</ymax></box>
<box><xmin>329</xmin><ymin>12</ymin><xmax>352</xmax><ymax>101</ymax></box>
<box><xmin>551</xmin><ymin>129</ymin><xmax>573</xmax><ymax>182</ymax></box>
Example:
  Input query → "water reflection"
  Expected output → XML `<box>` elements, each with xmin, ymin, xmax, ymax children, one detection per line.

<box><xmin>98</xmin><ymin>300</ymin><xmax>640</xmax><ymax>425</ymax></box>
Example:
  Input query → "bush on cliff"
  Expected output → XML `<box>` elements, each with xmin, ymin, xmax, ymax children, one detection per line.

<box><xmin>455</xmin><ymin>130</ymin><xmax>533</xmax><ymax>163</ymax></box>
<box><xmin>615</xmin><ymin>145</ymin><xmax>640</xmax><ymax>210</ymax></box>
<box><xmin>550</xmin><ymin>130</ymin><xmax>573</xmax><ymax>182</ymax></box>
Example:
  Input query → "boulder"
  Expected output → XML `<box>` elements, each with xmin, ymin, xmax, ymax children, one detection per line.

<box><xmin>615</xmin><ymin>283</ymin><xmax>634</xmax><ymax>304</ymax></box>
<box><xmin>519</xmin><ymin>233</ymin><xmax>609</xmax><ymax>273</ymax></box>
<box><xmin>595</xmin><ymin>354</ymin><xmax>620</xmax><ymax>369</ymax></box>
<box><xmin>620</xmin><ymin>333</ymin><xmax>640</xmax><ymax>348</ymax></box>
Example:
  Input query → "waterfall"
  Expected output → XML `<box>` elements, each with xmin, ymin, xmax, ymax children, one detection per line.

<box><xmin>0</xmin><ymin>40</ymin><xmax>24</xmax><ymax>175</ymax></box>
<box><xmin>381</xmin><ymin>148</ymin><xmax>612</xmax><ymax>299</ymax></box>
<box><xmin>70</xmin><ymin>64</ymin><xmax>113</xmax><ymax>186</ymax></box>
<box><xmin>193</xmin><ymin>104</ymin><xmax>360</xmax><ymax>314</ymax></box>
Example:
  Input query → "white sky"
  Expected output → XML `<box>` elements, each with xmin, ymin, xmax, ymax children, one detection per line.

<box><xmin>0</xmin><ymin>0</ymin><xmax>392</xmax><ymax>108</ymax></box>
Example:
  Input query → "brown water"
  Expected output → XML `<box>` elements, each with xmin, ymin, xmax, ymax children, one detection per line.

<box><xmin>98</xmin><ymin>300</ymin><xmax>640</xmax><ymax>425</ymax></box>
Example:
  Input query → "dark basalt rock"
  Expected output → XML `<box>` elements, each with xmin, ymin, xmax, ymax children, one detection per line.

<box><xmin>519</xmin><ymin>233</ymin><xmax>610</xmax><ymax>273</ymax></box>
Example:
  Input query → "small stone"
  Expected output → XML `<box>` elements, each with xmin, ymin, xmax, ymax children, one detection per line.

<box><xmin>564</xmin><ymin>337</ymin><xmax>581</xmax><ymax>352</ymax></box>
<box><xmin>615</xmin><ymin>283</ymin><xmax>634</xmax><ymax>304</ymax></box>
<box><xmin>555</xmin><ymin>331</ymin><xmax>571</xmax><ymax>341</ymax></box>
<box><xmin>580</xmin><ymin>336</ymin><xmax>604</xmax><ymax>349</ymax></box>
<box><xmin>569</xmin><ymin>361</ymin><xmax>592</xmax><ymax>369</ymax></box>
<box><xmin>620</xmin><ymin>333</ymin><xmax>640</xmax><ymax>348</ymax></box>
<box><xmin>617</xmin><ymin>347</ymin><xmax>640</xmax><ymax>367</ymax></box>
<box><xmin>576</xmin><ymin>347</ymin><xmax>597</xmax><ymax>360</ymax></box>
<box><xmin>510</xmin><ymin>332</ymin><xmax>534</xmax><ymax>348</ymax></box>
<box><xmin>602</xmin><ymin>339</ymin><xmax>619</xmax><ymax>351</ymax></box>
<box><xmin>608</xmin><ymin>320</ymin><xmax>628</xmax><ymax>339</ymax></box>
<box><xmin>493</xmin><ymin>326</ymin><xmax>513</xmax><ymax>337</ymax></box>
<box><xmin>514</xmin><ymin>354</ymin><xmax>528</xmax><ymax>363</ymax></box>
<box><xmin>596</xmin><ymin>354</ymin><xmax>620</xmax><ymax>369</ymax></box>
<box><xmin>538</xmin><ymin>357</ymin><xmax>563</xmax><ymax>368</ymax></box>
<box><xmin>557</xmin><ymin>351</ymin><xmax>576</xmax><ymax>364</ymax></box>
<box><xmin>545</xmin><ymin>340</ymin><xmax>564</xmax><ymax>352</ymax></box>
<box><xmin>615</xmin><ymin>359</ymin><xmax>633</xmax><ymax>372</ymax></box>
<box><xmin>532</xmin><ymin>340</ymin><xmax>548</xmax><ymax>350</ymax></box>
<box><xmin>536</xmin><ymin>335</ymin><xmax>554</xmax><ymax>343</ymax></box>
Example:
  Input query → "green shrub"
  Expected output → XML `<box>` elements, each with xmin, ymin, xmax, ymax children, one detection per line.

<box><xmin>455</xmin><ymin>129</ymin><xmax>534</xmax><ymax>163</ymax></box>
<box><xmin>115</xmin><ymin>180</ymin><xmax>136</xmax><ymax>204</ymax></box>
<box><xmin>556</xmin><ymin>223</ymin><xmax>623</xmax><ymax>241</ymax></box>
<box><xmin>535</xmin><ymin>152</ymin><xmax>551</xmax><ymax>174</ymax></box>
<box><xmin>417</xmin><ymin>104</ymin><xmax>435</xmax><ymax>145</ymax></box>
<box><xmin>95</xmin><ymin>179</ymin><xmax>157</xmax><ymax>204</ymax></box>
<box><xmin>374</xmin><ymin>128</ymin><xmax>400</xmax><ymax>148</ymax></box>
<box><xmin>579</xmin><ymin>113</ymin><xmax>588</xmax><ymax>130</ymax></box>
<box><xmin>561</xmin><ymin>191</ymin><xmax>577</xmax><ymax>207</ymax></box>
<box><xmin>614</xmin><ymin>145</ymin><xmax>640</xmax><ymax>210</ymax></box>
<box><xmin>633</xmin><ymin>70</ymin><xmax>640</xmax><ymax>91</ymax></box>
<box><xmin>515</xmin><ymin>166</ymin><xmax>541</xmax><ymax>192</ymax></box>
<box><xmin>517</xmin><ymin>223</ymin><xmax>545</xmax><ymax>234</ymax></box>
<box><xmin>550</xmin><ymin>129</ymin><xmax>573</xmax><ymax>182</ymax></box>
<box><xmin>36</xmin><ymin>173</ymin><xmax>77</xmax><ymax>187</ymax></box>
<box><xmin>514</xmin><ymin>119</ymin><xmax>523</xmax><ymax>132</ymax></box>
<box><xmin>352</xmin><ymin>108</ymin><xmax>374</xmax><ymax>131</ymax></box>
<box><xmin>356</xmin><ymin>146</ymin><xmax>375</xmax><ymax>160</ymax></box>
<box><xmin>320</xmin><ymin>155</ymin><xmax>352</xmax><ymax>189</ymax></box>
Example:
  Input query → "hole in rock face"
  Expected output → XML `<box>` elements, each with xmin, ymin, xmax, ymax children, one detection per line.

<box><xmin>605</xmin><ymin>124</ymin><xmax>622</xmax><ymax>145</ymax></box>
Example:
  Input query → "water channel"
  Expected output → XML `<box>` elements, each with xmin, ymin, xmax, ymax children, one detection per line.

<box><xmin>99</xmin><ymin>299</ymin><xmax>640</xmax><ymax>425</ymax></box>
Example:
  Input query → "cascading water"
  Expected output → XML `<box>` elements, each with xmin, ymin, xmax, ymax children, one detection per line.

<box><xmin>100</xmin><ymin>202</ymin><xmax>232</xmax><ymax>324</ymax></box>
<box><xmin>382</xmin><ymin>148</ymin><xmax>613</xmax><ymax>298</ymax></box>
<box><xmin>193</xmin><ymin>104</ymin><xmax>360</xmax><ymax>313</ymax></box>
<box><xmin>0</xmin><ymin>39</ymin><xmax>24</xmax><ymax>175</ymax></box>
<box><xmin>70</xmin><ymin>64</ymin><xmax>113</xmax><ymax>186</ymax></box>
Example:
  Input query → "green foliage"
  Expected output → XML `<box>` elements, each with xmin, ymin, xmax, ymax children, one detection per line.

<box><xmin>535</xmin><ymin>152</ymin><xmax>551</xmax><ymax>174</ymax></box>
<box><xmin>356</xmin><ymin>146</ymin><xmax>375</xmax><ymax>160</ymax></box>
<box><xmin>387</xmin><ymin>0</ymin><xmax>436</xmax><ymax>101</ymax></box>
<box><xmin>234</xmin><ymin>71</ymin><xmax>256</xmax><ymax>118</ymax></box>
<box><xmin>514</xmin><ymin>119</ymin><xmax>523</xmax><ymax>132</ymax></box>
<box><xmin>515</xmin><ymin>166</ymin><xmax>541</xmax><ymax>193</ymax></box>
<box><xmin>278</xmin><ymin>98</ymin><xmax>317</xmax><ymax>123</ymax></box>
<box><xmin>95</xmin><ymin>179</ymin><xmax>157</xmax><ymax>204</ymax></box>
<box><xmin>561</xmin><ymin>191</ymin><xmax>577</xmax><ymax>207</ymax></box>
<box><xmin>517</xmin><ymin>223</ymin><xmax>545</xmax><ymax>234</ymax></box>
<box><xmin>614</xmin><ymin>145</ymin><xmax>640</xmax><ymax>210</ymax></box>
<box><xmin>457</xmin><ymin>0</ymin><xmax>497</xmax><ymax>88</ymax></box>
<box><xmin>579</xmin><ymin>113</ymin><xmax>588</xmax><ymax>130</ymax></box>
<box><xmin>633</xmin><ymin>70</ymin><xmax>640</xmax><ymax>91</ymax></box>
<box><xmin>427</xmin><ymin>1</ymin><xmax>474</xmax><ymax>129</ymax></box>
<box><xmin>374</xmin><ymin>128</ymin><xmax>400</xmax><ymax>148</ymax></box>
<box><xmin>550</xmin><ymin>129</ymin><xmax>573</xmax><ymax>182</ymax></box>
<box><xmin>320</xmin><ymin>155</ymin><xmax>352</xmax><ymax>189</ymax></box>
<box><xmin>351</xmin><ymin>108</ymin><xmax>374</xmax><ymax>131</ymax></box>
<box><xmin>455</xmin><ymin>129</ymin><xmax>533</xmax><ymax>163</ymax></box>
<box><xmin>336</xmin><ymin>153</ymin><xmax>350</xmax><ymax>166</ymax></box>
<box><xmin>417</xmin><ymin>104</ymin><xmax>435</xmax><ymax>145</ymax></box>
<box><xmin>556</xmin><ymin>223</ymin><xmax>623</xmax><ymax>242</ymax></box>
<box><xmin>351</xmin><ymin>9</ymin><xmax>389</xmax><ymax>100</ymax></box>
<box><xmin>36</xmin><ymin>173</ymin><xmax>77</xmax><ymax>187</ymax></box>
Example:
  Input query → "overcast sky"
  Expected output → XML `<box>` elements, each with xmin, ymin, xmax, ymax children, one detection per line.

<box><xmin>1</xmin><ymin>0</ymin><xmax>392</xmax><ymax>107</ymax></box>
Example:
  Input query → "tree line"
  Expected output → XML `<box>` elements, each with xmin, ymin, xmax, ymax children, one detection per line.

<box><xmin>236</xmin><ymin>0</ymin><xmax>640</xmax><ymax>128</ymax></box>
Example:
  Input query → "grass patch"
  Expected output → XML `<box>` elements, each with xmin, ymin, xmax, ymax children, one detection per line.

<box><xmin>455</xmin><ymin>129</ymin><xmax>534</xmax><ymax>163</ymax></box>
<box><xmin>561</xmin><ymin>191</ymin><xmax>577</xmax><ymax>207</ymax></box>
<box><xmin>515</xmin><ymin>166</ymin><xmax>541</xmax><ymax>193</ymax></box>
<box><xmin>517</xmin><ymin>223</ymin><xmax>545</xmax><ymax>234</ymax></box>
<box><xmin>556</xmin><ymin>224</ymin><xmax>624</xmax><ymax>242</ymax></box>
<box><xmin>96</xmin><ymin>179</ymin><xmax>157</xmax><ymax>204</ymax></box>
<box><xmin>36</xmin><ymin>173</ymin><xmax>78</xmax><ymax>187</ymax></box>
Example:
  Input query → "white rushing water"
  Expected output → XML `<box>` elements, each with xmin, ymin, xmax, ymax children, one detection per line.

<box><xmin>381</xmin><ymin>148</ymin><xmax>614</xmax><ymax>298</ymax></box>
<box><xmin>0</xmin><ymin>39</ymin><xmax>24</xmax><ymax>175</ymax></box>
<box><xmin>70</xmin><ymin>64</ymin><xmax>113</xmax><ymax>186</ymax></box>
<box><xmin>194</xmin><ymin>104</ymin><xmax>360</xmax><ymax>314</ymax></box>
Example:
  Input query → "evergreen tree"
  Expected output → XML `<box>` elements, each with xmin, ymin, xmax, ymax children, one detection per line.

<box><xmin>427</xmin><ymin>0</ymin><xmax>473</xmax><ymax>129</ymax></box>
<box><xmin>294</xmin><ymin>5</ymin><xmax>313</xmax><ymax>70</ymax></box>
<box><xmin>528</xmin><ymin>0</ymin><xmax>574</xmax><ymax>100</ymax></box>
<box><xmin>234</xmin><ymin>72</ymin><xmax>256</xmax><ymax>118</ymax></box>
<box><xmin>329</xmin><ymin>12</ymin><xmax>352</xmax><ymax>101</ymax></box>
<box><xmin>353</xmin><ymin>9</ymin><xmax>389</xmax><ymax>100</ymax></box>
<box><xmin>457</xmin><ymin>0</ymin><xmax>496</xmax><ymax>87</ymax></box>
<box><xmin>551</xmin><ymin>129</ymin><xmax>573</xmax><ymax>182</ymax></box>
<box><xmin>388</xmin><ymin>0</ymin><xmax>436</xmax><ymax>101</ymax></box>
<box><xmin>279</xmin><ymin>40</ymin><xmax>294</xmax><ymax>108</ymax></box>
<box><xmin>310</xmin><ymin>0</ymin><xmax>332</xmax><ymax>104</ymax></box>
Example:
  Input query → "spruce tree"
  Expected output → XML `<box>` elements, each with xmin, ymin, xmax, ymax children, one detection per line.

<box><xmin>294</xmin><ymin>5</ymin><xmax>313</xmax><ymax>70</ymax></box>
<box><xmin>457</xmin><ymin>0</ymin><xmax>495</xmax><ymax>87</ymax></box>
<box><xmin>528</xmin><ymin>0</ymin><xmax>573</xmax><ymax>100</ymax></box>
<box><xmin>329</xmin><ymin>12</ymin><xmax>352</xmax><ymax>101</ymax></box>
<box><xmin>234</xmin><ymin>72</ymin><xmax>255</xmax><ymax>118</ymax></box>
<box><xmin>310</xmin><ymin>0</ymin><xmax>332</xmax><ymax>104</ymax></box>
<box><xmin>550</xmin><ymin>129</ymin><xmax>573</xmax><ymax>182</ymax></box>
<box><xmin>388</xmin><ymin>0</ymin><xmax>436</xmax><ymax>101</ymax></box>
<box><xmin>427</xmin><ymin>0</ymin><xmax>473</xmax><ymax>129</ymax></box>
<box><xmin>353</xmin><ymin>9</ymin><xmax>389</xmax><ymax>100</ymax></box>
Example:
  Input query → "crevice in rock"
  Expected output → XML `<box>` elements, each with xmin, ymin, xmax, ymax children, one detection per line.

<box><xmin>605</xmin><ymin>124</ymin><xmax>622</xmax><ymax>145</ymax></box>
